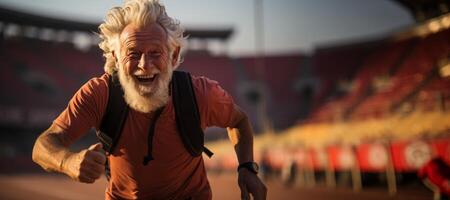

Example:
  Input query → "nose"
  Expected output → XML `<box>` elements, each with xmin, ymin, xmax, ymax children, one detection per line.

<box><xmin>137</xmin><ymin>54</ymin><xmax>154</xmax><ymax>71</ymax></box>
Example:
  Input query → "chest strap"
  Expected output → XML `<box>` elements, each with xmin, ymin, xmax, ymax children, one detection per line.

<box><xmin>143</xmin><ymin>106</ymin><xmax>165</xmax><ymax>165</ymax></box>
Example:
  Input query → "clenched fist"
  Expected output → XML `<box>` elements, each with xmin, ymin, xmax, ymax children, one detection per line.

<box><xmin>62</xmin><ymin>143</ymin><xmax>107</xmax><ymax>183</ymax></box>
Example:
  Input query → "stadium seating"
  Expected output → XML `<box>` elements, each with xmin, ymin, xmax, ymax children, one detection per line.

<box><xmin>415</xmin><ymin>75</ymin><xmax>450</xmax><ymax>111</ymax></box>
<box><xmin>206</xmin><ymin>26</ymin><xmax>450</xmax><ymax>180</ymax></box>
<box><xmin>1</xmin><ymin>21</ymin><xmax>449</xmax><ymax>180</ymax></box>
<box><xmin>307</xmin><ymin>26</ymin><xmax>450</xmax><ymax>121</ymax></box>
<box><xmin>0</xmin><ymin>38</ymin><xmax>104</xmax><ymax>113</ymax></box>
<box><xmin>349</xmin><ymin>28</ymin><xmax>449</xmax><ymax>119</ymax></box>
<box><xmin>309</xmin><ymin>38</ymin><xmax>416</xmax><ymax>122</ymax></box>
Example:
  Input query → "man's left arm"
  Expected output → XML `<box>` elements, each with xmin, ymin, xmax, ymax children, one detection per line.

<box><xmin>227</xmin><ymin>106</ymin><xmax>267</xmax><ymax>200</ymax></box>
<box><xmin>196</xmin><ymin>77</ymin><xmax>267</xmax><ymax>199</ymax></box>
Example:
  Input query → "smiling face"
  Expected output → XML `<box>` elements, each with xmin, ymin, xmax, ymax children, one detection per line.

<box><xmin>115</xmin><ymin>22</ymin><xmax>176</xmax><ymax>113</ymax></box>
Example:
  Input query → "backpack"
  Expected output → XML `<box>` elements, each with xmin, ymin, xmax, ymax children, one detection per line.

<box><xmin>96</xmin><ymin>71</ymin><xmax>213</xmax><ymax>180</ymax></box>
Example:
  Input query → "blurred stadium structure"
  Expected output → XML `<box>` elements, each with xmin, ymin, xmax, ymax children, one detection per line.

<box><xmin>0</xmin><ymin>0</ymin><xmax>449</xmax><ymax>199</ymax></box>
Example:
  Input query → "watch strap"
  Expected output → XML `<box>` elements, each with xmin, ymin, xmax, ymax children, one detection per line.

<box><xmin>237</xmin><ymin>162</ymin><xmax>258</xmax><ymax>174</ymax></box>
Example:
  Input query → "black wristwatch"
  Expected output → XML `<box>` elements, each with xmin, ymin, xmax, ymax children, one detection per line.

<box><xmin>237</xmin><ymin>162</ymin><xmax>259</xmax><ymax>174</ymax></box>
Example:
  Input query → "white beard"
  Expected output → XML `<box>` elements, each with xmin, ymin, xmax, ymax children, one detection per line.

<box><xmin>117</xmin><ymin>64</ymin><xmax>173</xmax><ymax>113</ymax></box>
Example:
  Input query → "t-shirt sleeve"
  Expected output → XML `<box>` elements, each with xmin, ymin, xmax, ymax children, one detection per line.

<box><xmin>53</xmin><ymin>74</ymin><xmax>109</xmax><ymax>143</ymax></box>
<box><xmin>192</xmin><ymin>76</ymin><xmax>241</xmax><ymax>128</ymax></box>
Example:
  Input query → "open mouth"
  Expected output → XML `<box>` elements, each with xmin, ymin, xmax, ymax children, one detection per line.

<box><xmin>135</xmin><ymin>74</ymin><xmax>157</xmax><ymax>83</ymax></box>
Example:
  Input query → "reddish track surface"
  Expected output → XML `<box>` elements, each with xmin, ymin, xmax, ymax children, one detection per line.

<box><xmin>0</xmin><ymin>173</ymin><xmax>432</xmax><ymax>200</ymax></box>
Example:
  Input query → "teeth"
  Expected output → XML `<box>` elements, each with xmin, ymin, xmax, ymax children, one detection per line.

<box><xmin>136</xmin><ymin>74</ymin><xmax>155</xmax><ymax>79</ymax></box>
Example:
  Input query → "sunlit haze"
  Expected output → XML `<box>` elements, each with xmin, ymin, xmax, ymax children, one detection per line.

<box><xmin>0</xmin><ymin>0</ymin><xmax>414</xmax><ymax>56</ymax></box>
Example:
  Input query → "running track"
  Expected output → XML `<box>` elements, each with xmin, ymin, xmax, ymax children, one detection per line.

<box><xmin>0</xmin><ymin>173</ymin><xmax>432</xmax><ymax>200</ymax></box>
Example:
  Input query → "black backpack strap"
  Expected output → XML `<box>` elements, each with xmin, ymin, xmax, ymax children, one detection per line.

<box><xmin>96</xmin><ymin>73</ymin><xmax>129</xmax><ymax>181</ymax></box>
<box><xmin>172</xmin><ymin>71</ymin><xmax>213</xmax><ymax>158</ymax></box>
<box><xmin>142</xmin><ymin>106</ymin><xmax>165</xmax><ymax>165</ymax></box>
<box><xmin>97</xmin><ymin>73</ymin><xmax>129</xmax><ymax>154</ymax></box>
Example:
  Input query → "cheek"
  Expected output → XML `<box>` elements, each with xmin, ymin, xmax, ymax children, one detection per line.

<box><xmin>120</xmin><ymin>59</ymin><xmax>137</xmax><ymax>75</ymax></box>
<box><xmin>156</xmin><ymin>59</ymin><xmax>168</xmax><ymax>70</ymax></box>
<box><xmin>124</xmin><ymin>63</ymin><xmax>133</xmax><ymax>75</ymax></box>
<box><xmin>156</xmin><ymin>53</ymin><xmax>171</xmax><ymax>70</ymax></box>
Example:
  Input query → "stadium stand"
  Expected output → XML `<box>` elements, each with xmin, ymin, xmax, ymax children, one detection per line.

<box><xmin>1</xmin><ymin>2</ymin><xmax>449</xmax><ymax>197</ymax></box>
<box><xmin>308</xmin><ymin>38</ymin><xmax>417</xmax><ymax>122</ymax></box>
<box><xmin>206</xmin><ymin>14</ymin><xmax>450</xmax><ymax>197</ymax></box>
<box><xmin>350</xmin><ymin>27</ymin><xmax>450</xmax><ymax>119</ymax></box>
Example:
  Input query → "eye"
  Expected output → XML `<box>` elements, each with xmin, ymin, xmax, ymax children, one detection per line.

<box><xmin>149</xmin><ymin>51</ymin><xmax>161</xmax><ymax>57</ymax></box>
<box><xmin>128</xmin><ymin>52</ymin><xmax>141</xmax><ymax>59</ymax></box>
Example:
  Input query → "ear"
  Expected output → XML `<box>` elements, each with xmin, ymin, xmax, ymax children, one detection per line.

<box><xmin>111</xmin><ymin>51</ymin><xmax>119</xmax><ymax>70</ymax></box>
<box><xmin>171</xmin><ymin>46</ymin><xmax>181</xmax><ymax>67</ymax></box>
<box><xmin>111</xmin><ymin>50</ymin><xmax>117</xmax><ymax>61</ymax></box>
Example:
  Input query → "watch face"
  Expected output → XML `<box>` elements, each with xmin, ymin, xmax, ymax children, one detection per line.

<box><xmin>252</xmin><ymin>162</ymin><xmax>259</xmax><ymax>173</ymax></box>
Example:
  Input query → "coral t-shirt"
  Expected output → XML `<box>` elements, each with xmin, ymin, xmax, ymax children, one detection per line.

<box><xmin>53</xmin><ymin>73</ymin><xmax>241</xmax><ymax>199</ymax></box>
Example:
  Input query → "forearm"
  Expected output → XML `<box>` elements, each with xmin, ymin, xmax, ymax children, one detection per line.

<box><xmin>229</xmin><ymin>113</ymin><xmax>267</xmax><ymax>199</ymax></box>
<box><xmin>32</xmin><ymin>124</ymin><xmax>73</xmax><ymax>173</ymax></box>
<box><xmin>227</xmin><ymin>113</ymin><xmax>254</xmax><ymax>164</ymax></box>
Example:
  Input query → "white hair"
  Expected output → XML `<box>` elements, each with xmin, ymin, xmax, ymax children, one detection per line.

<box><xmin>98</xmin><ymin>0</ymin><xmax>186</xmax><ymax>74</ymax></box>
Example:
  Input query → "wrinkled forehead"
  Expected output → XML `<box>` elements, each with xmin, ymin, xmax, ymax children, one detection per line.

<box><xmin>119</xmin><ymin>23</ymin><xmax>168</xmax><ymax>47</ymax></box>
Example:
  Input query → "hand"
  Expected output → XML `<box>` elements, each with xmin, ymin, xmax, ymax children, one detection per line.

<box><xmin>238</xmin><ymin>168</ymin><xmax>267</xmax><ymax>200</ymax></box>
<box><xmin>62</xmin><ymin>143</ymin><xmax>106</xmax><ymax>183</ymax></box>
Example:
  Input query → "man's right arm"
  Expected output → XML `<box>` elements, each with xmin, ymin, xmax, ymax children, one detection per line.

<box><xmin>32</xmin><ymin>123</ymin><xmax>72</xmax><ymax>173</ymax></box>
<box><xmin>32</xmin><ymin>123</ymin><xmax>106</xmax><ymax>183</ymax></box>
<box><xmin>32</xmin><ymin>75</ymin><xmax>109</xmax><ymax>183</ymax></box>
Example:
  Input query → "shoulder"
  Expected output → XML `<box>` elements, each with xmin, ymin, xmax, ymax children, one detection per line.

<box><xmin>191</xmin><ymin>75</ymin><xmax>220</xmax><ymax>93</ymax></box>
<box><xmin>53</xmin><ymin>73</ymin><xmax>111</xmax><ymax>133</ymax></box>
<box><xmin>70</xmin><ymin>73</ymin><xmax>110</xmax><ymax>112</ymax></box>
<box><xmin>190</xmin><ymin>74</ymin><xmax>234</xmax><ymax>105</ymax></box>
<box><xmin>82</xmin><ymin>73</ymin><xmax>110</xmax><ymax>92</ymax></box>
<box><xmin>189</xmin><ymin>74</ymin><xmax>239</xmax><ymax>127</ymax></box>
<box><xmin>75</xmin><ymin>73</ymin><xmax>110</xmax><ymax>99</ymax></box>
<box><xmin>190</xmin><ymin>75</ymin><xmax>231</xmax><ymax>100</ymax></box>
